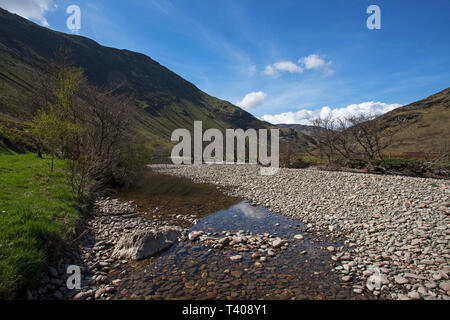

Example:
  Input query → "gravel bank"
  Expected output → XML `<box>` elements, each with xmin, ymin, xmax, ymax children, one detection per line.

<box><xmin>151</xmin><ymin>164</ymin><xmax>450</xmax><ymax>300</ymax></box>
<box><xmin>28</xmin><ymin>198</ymin><xmax>192</xmax><ymax>300</ymax></box>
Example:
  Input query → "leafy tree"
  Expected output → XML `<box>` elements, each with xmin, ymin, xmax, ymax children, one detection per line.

<box><xmin>31</xmin><ymin>49</ymin><xmax>153</xmax><ymax>196</ymax></box>
<box><xmin>31</xmin><ymin>66</ymin><xmax>85</xmax><ymax>171</ymax></box>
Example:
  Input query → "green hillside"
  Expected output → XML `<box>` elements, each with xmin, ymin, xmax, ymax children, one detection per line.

<box><xmin>0</xmin><ymin>8</ymin><xmax>312</xmax><ymax>153</ymax></box>
<box><xmin>375</xmin><ymin>87</ymin><xmax>450</xmax><ymax>155</ymax></box>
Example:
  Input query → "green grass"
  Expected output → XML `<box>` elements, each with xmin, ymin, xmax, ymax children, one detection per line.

<box><xmin>0</xmin><ymin>153</ymin><xmax>80</xmax><ymax>298</ymax></box>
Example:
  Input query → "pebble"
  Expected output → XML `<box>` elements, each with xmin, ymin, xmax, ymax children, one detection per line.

<box><xmin>394</xmin><ymin>276</ymin><xmax>409</xmax><ymax>285</ymax></box>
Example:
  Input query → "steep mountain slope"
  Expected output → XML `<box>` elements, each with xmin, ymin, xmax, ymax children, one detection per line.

<box><xmin>0</xmin><ymin>8</ymin><xmax>313</xmax><ymax>151</ymax></box>
<box><xmin>374</xmin><ymin>87</ymin><xmax>449</xmax><ymax>155</ymax></box>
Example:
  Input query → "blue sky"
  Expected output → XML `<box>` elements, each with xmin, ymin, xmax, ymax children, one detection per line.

<box><xmin>2</xmin><ymin>0</ymin><xmax>449</xmax><ymax>124</ymax></box>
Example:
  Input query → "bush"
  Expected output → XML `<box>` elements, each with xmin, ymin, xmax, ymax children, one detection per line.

<box><xmin>281</xmin><ymin>156</ymin><xmax>314</xmax><ymax>169</ymax></box>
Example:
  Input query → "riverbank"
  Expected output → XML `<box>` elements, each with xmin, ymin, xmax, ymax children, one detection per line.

<box><xmin>27</xmin><ymin>170</ymin><xmax>364</xmax><ymax>300</ymax></box>
<box><xmin>24</xmin><ymin>171</ymin><xmax>240</xmax><ymax>300</ymax></box>
<box><xmin>26</xmin><ymin>196</ymin><xmax>192</xmax><ymax>300</ymax></box>
<box><xmin>152</xmin><ymin>164</ymin><xmax>450</xmax><ymax>300</ymax></box>
<box><xmin>0</xmin><ymin>153</ymin><xmax>79</xmax><ymax>298</ymax></box>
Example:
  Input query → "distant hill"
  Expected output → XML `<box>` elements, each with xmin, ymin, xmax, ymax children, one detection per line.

<box><xmin>277</xmin><ymin>124</ymin><xmax>318</xmax><ymax>136</ymax></box>
<box><xmin>374</xmin><ymin>87</ymin><xmax>449</xmax><ymax>155</ymax></box>
<box><xmin>279</xmin><ymin>88</ymin><xmax>450</xmax><ymax>157</ymax></box>
<box><xmin>0</xmin><ymin>8</ymin><xmax>313</xmax><ymax>153</ymax></box>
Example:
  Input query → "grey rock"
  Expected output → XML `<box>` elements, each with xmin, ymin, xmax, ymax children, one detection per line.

<box><xmin>230</xmin><ymin>255</ymin><xmax>242</xmax><ymax>261</ymax></box>
<box><xmin>394</xmin><ymin>275</ymin><xmax>409</xmax><ymax>285</ymax></box>
<box><xmin>112</xmin><ymin>226</ymin><xmax>183</xmax><ymax>260</ymax></box>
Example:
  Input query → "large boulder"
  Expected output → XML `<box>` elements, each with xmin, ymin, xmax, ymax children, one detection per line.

<box><xmin>112</xmin><ymin>226</ymin><xmax>183</xmax><ymax>260</ymax></box>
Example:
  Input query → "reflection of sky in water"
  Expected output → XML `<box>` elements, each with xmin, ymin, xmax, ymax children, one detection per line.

<box><xmin>113</xmin><ymin>200</ymin><xmax>362</xmax><ymax>300</ymax></box>
<box><xmin>232</xmin><ymin>202</ymin><xmax>267</xmax><ymax>220</ymax></box>
<box><xmin>191</xmin><ymin>200</ymin><xmax>301</xmax><ymax>235</ymax></box>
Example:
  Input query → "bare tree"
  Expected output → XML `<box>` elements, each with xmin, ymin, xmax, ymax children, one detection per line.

<box><xmin>69</xmin><ymin>84</ymin><xmax>150</xmax><ymax>195</ymax></box>
<box><xmin>310</xmin><ymin>116</ymin><xmax>337</xmax><ymax>164</ymax></box>
<box><xmin>346</xmin><ymin>114</ymin><xmax>399</xmax><ymax>165</ymax></box>
<box><xmin>333</xmin><ymin>117</ymin><xmax>356</xmax><ymax>162</ymax></box>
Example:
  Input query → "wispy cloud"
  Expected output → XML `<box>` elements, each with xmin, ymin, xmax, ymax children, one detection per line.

<box><xmin>0</xmin><ymin>0</ymin><xmax>56</xmax><ymax>26</ymax></box>
<box><xmin>260</xmin><ymin>101</ymin><xmax>402</xmax><ymax>124</ymax></box>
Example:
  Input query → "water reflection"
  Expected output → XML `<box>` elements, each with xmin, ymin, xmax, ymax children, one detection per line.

<box><xmin>113</xmin><ymin>201</ymin><xmax>367</xmax><ymax>300</ymax></box>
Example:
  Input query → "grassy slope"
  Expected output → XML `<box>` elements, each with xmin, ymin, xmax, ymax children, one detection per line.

<box><xmin>376</xmin><ymin>87</ymin><xmax>450</xmax><ymax>155</ymax></box>
<box><xmin>0</xmin><ymin>153</ymin><xmax>79</xmax><ymax>298</ymax></box>
<box><xmin>0</xmin><ymin>8</ymin><xmax>312</xmax><ymax>152</ymax></box>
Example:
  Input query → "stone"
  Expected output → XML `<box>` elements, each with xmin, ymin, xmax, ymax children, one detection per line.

<box><xmin>105</xmin><ymin>286</ymin><xmax>116</xmax><ymax>293</ymax></box>
<box><xmin>232</xmin><ymin>236</ymin><xmax>243</xmax><ymax>244</ymax></box>
<box><xmin>74</xmin><ymin>290</ymin><xmax>92</xmax><ymax>300</ymax></box>
<box><xmin>294</xmin><ymin>234</ymin><xmax>303</xmax><ymax>240</ymax></box>
<box><xmin>188</xmin><ymin>230</ymin><xmax>203</xmax><ymax>241</ymax></box>
<box><xmin>111</xmin><ymin>279</ymin><xmax>121</xmax><ymax>286</ymax></box>
<box><xmin>342</xmin><ymin>275</ymin><xmax>351</xmax><ymax>282</ymax></box>
<box><xmin>403</xmin><ymin>273</ymin><xmax>427</xmax><ymax>280</ymax></box>
<box><xmin>231</xmin><ymin>271</ymin><xmax>243</xmax><ymax>278</ymax></box>
<box><xmin>394</xmin><ymin>275</ymin><xmax>409</xmax><ymax>285</ymax></box>
<box><xmin>112</xmin><ymin>226</ymin><xmax>183</xmax><ymax>260</ymax></box>
<box><xmin>439</xmin><ymin>281</ymin><xmax>450</xmax><ymax>293</ymax></box>
<box><xmin>407</xmin><ymin>291</ymin><xmax>421</xmax><ymax>300</ymax></box>
<box><xmin>94</xmin><ymin>288</ymin><xmax>105</xmax><ymax>299</ymax></box>
<box><xmin>271</xmin><ymin>238</ymin><xmax>286</xmax><ymax>248</ymax></box>
<box><xmin>251</xmin><ymin>253</ymin><xmax>260</xmax><ymax>259</ymax></box>
<box><xmin>230</xmin><ymin>255</ymin><xmax>242</xmax><ymax>261</ymax></box>
<box><xmin>218</xmin><ymin>237</ymin><xmax>230</xmax><ymax>244</ymax></box>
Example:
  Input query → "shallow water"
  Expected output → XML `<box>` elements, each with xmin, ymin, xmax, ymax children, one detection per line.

<box><xmin>113</xmin><ymin>180</ymin><xmax>367</xmax><ymax>299</ymax></box>
<box><xmin>117</xmin><ymin>170</ymin><xmax>240</xmax><ymax>228</ymax></box>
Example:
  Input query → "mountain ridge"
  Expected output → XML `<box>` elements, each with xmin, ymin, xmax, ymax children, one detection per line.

<box><xmin>0</xmin><ymin>8</ymin><xmax>314</xmax><ymax>152</ymax></box>
<box><xmin>374</xmin><ymin>87</ymin><xmax>449</xmax><ymax>154</ymax></box>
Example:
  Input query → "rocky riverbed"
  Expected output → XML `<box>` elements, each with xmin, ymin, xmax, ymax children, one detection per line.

<box><xmin>113</xmin><ymin>200</ymin><xmax>362</xmax><ymax>300</ymax></box>
<box><xmin>27</xmin><ymin>197</ymin><xmax>194</xmax><ymax>300</ymax></box>
<box><xmin>151</xmin><ymin>164</ymin><xmax>450</xmax><ymax>300</ymax></box>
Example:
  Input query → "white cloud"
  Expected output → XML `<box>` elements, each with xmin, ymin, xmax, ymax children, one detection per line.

<box><xmin>273</xmin><ymin>61</ymin><xmax>303</xmax><ymax>73</ymax></box>
<box><xmin>263</xmin><ymin>60</ymin><xmax>303</xmax><ymax>76</ymax></box>
<box><xmin>299</xmin><ymin>54</ymin><xmax>327</xmax><ymax>69</ymax></box>
<box><xmin>236</xmin><ymin>91</ymin><xmax>267</xmax><ymax>109</ymax></box>
<box><xmin>0</xmin><ymin>0</ymin><xmax>55</xmax><ymax>26</ymax></box>
<box><xmin>263</xmin><ymin>65</ymin><xmax>277</xmax><ymax>76</ymax></box>
<box><xmin>264</xmin><ymin>54</ymin><xmax>332</xmax><ymax>77</ymax></box>
<box><xmin>260</xmin><ymin>101</ymin><xmax>402</xmax><ymax>125</ymax></box>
